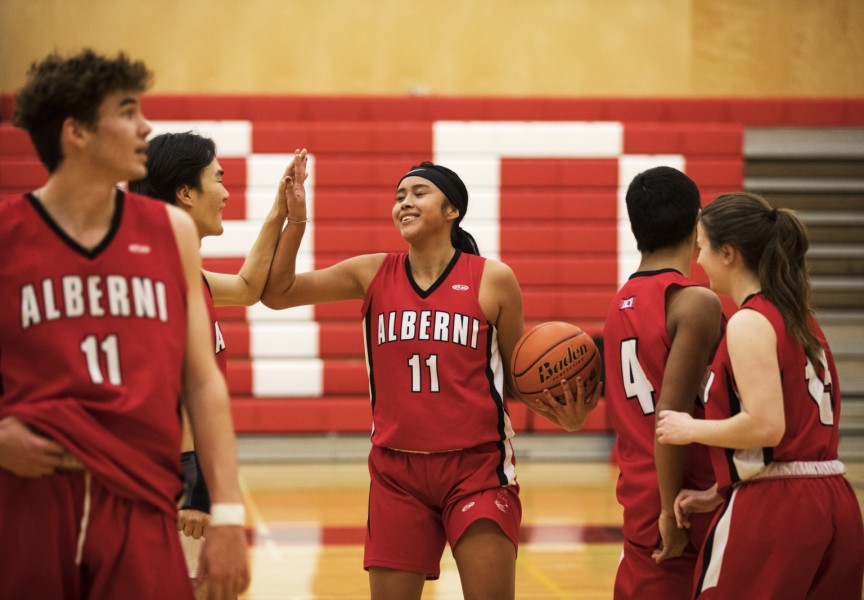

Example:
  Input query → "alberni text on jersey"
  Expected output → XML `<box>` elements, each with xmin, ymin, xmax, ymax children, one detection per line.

<box><xmin>375</xmin><ymin>310</ymin><xmax>480</xmax><ymax>348</ymax></box>
<box><xmin>19</xmin><ymin>274</ymin><xmax>170</xmax><ymax>329</ymax></box>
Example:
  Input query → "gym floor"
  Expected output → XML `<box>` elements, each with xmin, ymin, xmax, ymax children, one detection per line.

<box><xmin>234</xmin><ymin>435</ymin><xmax>864</xmax><ymax>599</ymax></box>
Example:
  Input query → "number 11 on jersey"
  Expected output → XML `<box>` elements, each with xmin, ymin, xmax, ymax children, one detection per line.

<box><xmin>408</xmin><ymin>353</ymin><xmax>440</xmax><ymax>393</ymax></box>
<box><xmin>80</xmin><ymin>333</ymin><xmax>122</xmax><ymax>385</ymax></box>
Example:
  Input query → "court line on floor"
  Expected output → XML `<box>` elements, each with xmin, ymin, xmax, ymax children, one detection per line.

<box><xmin>516</xmin><ymin>555</ymin><xmax>578</xmax><ymax>600</ymax></box>
<box><xmin>240</xmin><ymin>475</ymin><xmax>285</xmax><ymax>562</ymax></box>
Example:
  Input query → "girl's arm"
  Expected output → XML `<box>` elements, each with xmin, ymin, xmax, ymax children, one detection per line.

<box><xmin>259</xmin><ymin>152</ymin><xmax>385</xmax><ymax>309</ymax></box>
<box><xmin>657</xmin><ymin>308</ymin><xmax>785</xmax><ymax>449</ymax></box>
<box><xmin>479</xmin><ymin>259</ymin><xmax>524</xmax><ymax>396</ymax></box>
<box><xmin>206</xmin><ymin>150</ymin><xmax>307</xmax><ymax>307</ymax></box>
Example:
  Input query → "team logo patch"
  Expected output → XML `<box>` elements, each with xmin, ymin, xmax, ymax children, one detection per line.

<box><xmin>128</xmin><ymin>243</ymin><xmax>151</xmax><ymax>254</ymax></box>
<box><xmin>452</xmin><ymin>284</ymin><xmax>470</xmax><ymax>291</ymax></box>
<box><xmin>495</xmin><ymin>490</ymin><xmax>510</xmax><ymax>513</ymax></box>
<box><xmin>461</xmin><ymin>501</ymin><xmax>476</xmax><ymax>512</ymax></box>
<box><xmin>620</xmin><ymin>296</ymin><xmax>635</xmax><ymax>310</ymax></box>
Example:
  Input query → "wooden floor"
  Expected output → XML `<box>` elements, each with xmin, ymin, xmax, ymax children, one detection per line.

<box><xmin>236</xmin><ymin>443</ymin><xmax>864</xmax><ymax>599</ymax></box>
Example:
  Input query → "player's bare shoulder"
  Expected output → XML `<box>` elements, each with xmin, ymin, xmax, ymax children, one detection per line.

<box><xmin>353</xmin><ymin>252</ymin><xmax>389</xmax><ymax>283</ymax></box>
<box><xmin>669</xmin><ymin>284</ymin><xmax>721</xmax><ymax>320</ymax></box>
<box><xmin>164</xmin><ymin>202</ymin><xmax>197</xmax><ymax>234</ymax></box>
<box><xmin>164</xmin><ymin>203</ymin><xmax>201</xmax><ymax>265</ymax></box>
<box><xmin>165</xmin><ymin>204</ymin><xmax>200</xmax><ymax>244</ymax></box>
<box><xmin>334</xmin><ymin>252</ymin><xmax>389</xmax><ymax>299</ymax></box>
<box><xmin>480</xmin><ymin>257</ymin><xmax>520</xmax><ymax>291</ymax></box>
<box><xmin>479</xmin><ymin>258</ymin><xmax>523</xmax><ymax>325</ymax></box>
<box><xmin>726</xmin><ymin>305</ymin><xmax>773</xmax><ymax>342</ymax></box>
<box><xmin>667</xmin><ymin>284</ymin><xmax>722</xmax><ymax>342</ymax></box>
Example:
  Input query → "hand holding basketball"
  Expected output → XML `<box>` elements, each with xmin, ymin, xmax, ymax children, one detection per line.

<box><xmin>539</xmin><ymin>376</ymin><xmax>602</xmax><ymax>432</ymax></box>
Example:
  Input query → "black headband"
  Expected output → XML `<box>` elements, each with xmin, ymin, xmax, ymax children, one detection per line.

<box><xmin>399</xmin><ymin>165</ymin><xmax>466</xmax><ymax>215</ymax></box>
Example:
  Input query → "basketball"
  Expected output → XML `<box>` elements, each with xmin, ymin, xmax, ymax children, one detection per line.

<box><xmin>510</xmin><ymin>321</ymin><xmax>602</xmax><ymax>402</ymax></box>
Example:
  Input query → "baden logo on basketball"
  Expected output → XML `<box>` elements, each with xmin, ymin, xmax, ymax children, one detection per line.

<box><xmin>510</xmin><ymin>321</ymin><xmax>602</xmax><ymax>403</ymax></box>
<box><xmin>538</xmin><ymin>343</ymin><xmax>589</xmax><ymax>385</ymax></box>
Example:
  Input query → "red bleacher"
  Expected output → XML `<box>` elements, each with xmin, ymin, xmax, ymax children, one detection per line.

<box><xmin>6</xmin><ymin>95</ymin><xmax>861</xmax><ymax>126</ymax></box>
<box><xmin>3</xmin><ymin>96</ymin><xmax>861</xmax><ymax>436</ymax></box>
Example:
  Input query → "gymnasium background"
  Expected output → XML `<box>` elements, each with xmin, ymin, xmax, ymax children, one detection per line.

<box><xmin>1</xmin><ymin>0</ymin><xmax>862</xmax><ymax>448</ymax></box>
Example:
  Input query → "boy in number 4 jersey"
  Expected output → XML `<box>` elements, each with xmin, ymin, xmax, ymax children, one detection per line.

<box><xmin>604</xmin><ymin>166</ymin><xmax>723</xmax><ymax>599</ymax></box>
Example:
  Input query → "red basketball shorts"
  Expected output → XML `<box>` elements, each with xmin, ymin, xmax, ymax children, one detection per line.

<box><xmin>364</xmin><ymin>442</ymin><xmax>522</xmax><ymax>579</ymax></box>
<box><xmin>0</xmin><ymin>468</ymin><xmax>192</xmax><ymax>599</ymax></box>
<box><xmin>615</xmin><ymin>510</ymin><xmax>715</xmax><ymax>599</ymax></box>
<box><xmin>615</xmin><ymin>536</ymin><xmax>702</xmax><ymax>599</ymax></box>
<box><xmin>695</xmin><ymin>474</ymin><xmax>864</xmax><ymax>599</ymax></box>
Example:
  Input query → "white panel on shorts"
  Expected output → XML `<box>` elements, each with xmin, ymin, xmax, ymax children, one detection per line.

<box><xmin>700</xmin><ymin>488</ymin><xmax>738</xmax><ymax>593</ymax></box>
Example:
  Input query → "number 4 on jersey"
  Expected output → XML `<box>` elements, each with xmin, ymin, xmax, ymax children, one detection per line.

<box><xmin>806</xmin><ymin>351</ymin><xmax>835</xmax><ymax>426</ymax></box>
<box><xmin>620</xmin><ymin>338</ymin><xmax>655</xmax><ymax>415</ymax></box>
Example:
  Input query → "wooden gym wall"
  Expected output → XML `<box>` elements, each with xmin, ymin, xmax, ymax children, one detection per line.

<box><xmin>1</xmin><ymin>0</ymin><xmax>862</xmax><ymax>97</ymax></box>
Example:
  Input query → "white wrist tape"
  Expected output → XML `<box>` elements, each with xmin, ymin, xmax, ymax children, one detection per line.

<box><xmin>209</xmin><ymin>502</ymin><xmax>246</xmax><ymax>527</ymax></box>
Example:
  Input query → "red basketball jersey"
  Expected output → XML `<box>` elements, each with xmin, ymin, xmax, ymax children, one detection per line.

<box><xmin>603</xmin><ymin>269</ymin><xmax>715</xmax><ymax>547</ymax></box>
<box><xmin>202</xmin><ymin>275</ymin><xmax>227</xmax><ymax>376</ymax></box>
<box><xmin>361</xmin><ymin>251</ymin><xmax>515</xmax><ymax>455</ymax></box>
<box><xmin>0</xmin><ymin>190</ymin><xmax>188</xmax><ymax>516</ymax></box>
<box><xmin>705</xmin><ymin>293</ymin><xmax>841</xmax><ymax>493</ymax></box>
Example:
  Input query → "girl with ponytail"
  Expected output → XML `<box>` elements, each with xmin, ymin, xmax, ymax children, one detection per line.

<box><xmin>656</xmin><ymin>192</ymin><xmax>863</xmax><ymax>598</ymax></box>
<box><xmin>699</xmin><ymin>193</ymin><xmax>821</xmax><ymax>365</ymax></box>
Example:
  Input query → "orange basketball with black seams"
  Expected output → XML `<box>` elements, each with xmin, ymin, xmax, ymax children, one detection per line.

<box><xmin>510</xmin><ymin>321</ymin><xmax>601</xmax><ymax>403</ymax></box>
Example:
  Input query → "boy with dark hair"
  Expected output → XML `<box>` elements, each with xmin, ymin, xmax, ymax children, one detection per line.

<box><xmin>603</xmin><ymin>166</ymin><xmax>723</xmax><ymax>598</ymax></box>
<box><xmin>130</xmin><ymin>131</ymin><xmax>305</xmax><ymax>593</ymax></box>
<box><xmin>0</xmin><ymin>49</ymin><xmax>249</xmax><ymax>599</ymax></box>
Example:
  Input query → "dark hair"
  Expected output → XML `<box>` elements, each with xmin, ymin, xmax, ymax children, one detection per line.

<box><xmin>700</xmin><ymin>192</ymin><xmax>822</xmax><ymax>365</ymax></box>
<box><xmin>400</xmin><ymin>161</ymin><xmax>479</xmax><ymax>255</ymax></box>
<box><xmin>128</xmin><ymin>132</ymin><xmax>217</xmax><ymax>204</ymax></box>
<box><xmin>625</xmin><ymin>166</ymin><xmax>701</xmax><ymax>252</ymax></box>
<box><xmin>13</xmin><ymin>49</ymin><xmax>152</xmax><ymax>172</ymax></box>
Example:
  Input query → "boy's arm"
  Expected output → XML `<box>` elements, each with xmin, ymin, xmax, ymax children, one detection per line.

<box><xmin>653</xmin><ymin>285</ymin><xmax>722</xmax><ymax>563</ymax></box>
<box><xmin>168</xmin><ymin>206</ymin><xmax>249</xmax><ymax>597</ymax></box>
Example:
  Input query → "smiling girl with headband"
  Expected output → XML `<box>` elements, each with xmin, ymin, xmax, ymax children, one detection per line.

<box><xmin>262</xmin><ymin>160</ymin><xmax>600</xmax><ymax>599</ymax></box>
